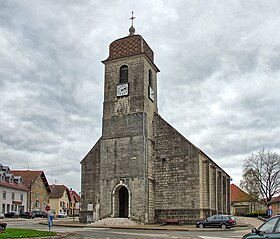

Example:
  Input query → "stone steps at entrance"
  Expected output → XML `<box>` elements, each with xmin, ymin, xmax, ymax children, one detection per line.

<box><xmin>92</xmin><ymin>217</ymin><xmax>138</xmax><ymax>226</ymax></box>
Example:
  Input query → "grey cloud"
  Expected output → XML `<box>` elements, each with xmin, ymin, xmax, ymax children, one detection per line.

<box><xmin>1</xmin><ymin>0</ymin><xmax>280</xmax><ymax>191</ymax></box>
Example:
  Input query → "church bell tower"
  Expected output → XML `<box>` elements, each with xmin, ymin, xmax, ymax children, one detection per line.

<box><xmin>81</xmin><ymin>14</ymin><xmax>231</xmax><ymax>224</ymax></box>
<box><xmin>99</xmin><ymin>15</ymin><xmax>160</xmax><ymax>222</ymax></box>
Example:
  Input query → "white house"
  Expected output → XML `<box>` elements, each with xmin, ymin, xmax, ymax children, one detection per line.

<box><xmin>0</xmin><ymin>164</ymin><xmax>28</xmax><ymax>214</ymax></box>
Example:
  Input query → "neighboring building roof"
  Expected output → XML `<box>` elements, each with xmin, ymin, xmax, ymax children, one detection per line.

<box><xmin>231</xmin><ymin>183</ymin><xmax>253</xmax><ymax>202</ymax></box>
<box><xmin>70</xmin><ymin>190</ymin><xmax>80</xmax><ymax>203</ymax></box>
<box><xmin>0</xmin><ymin>181</ymin><xmax>28</xmax><ymax>191</ymax></box>
<box><xmin>271</xmin><ymin>195</ymin><xmax>280</xmax><ymax>203</ymax></box>
<box><xmin>49</xmin><ymin>184</ymin><xmax>71</xmax><ymax>200</ymax></box>
<box><xmin>0</xmin><ymin>164</ymin><xmax>10</xmax><ymax>172</ymax></box>
<box><xmin>11</xmin><ymin>170</ymin><xmax>51</xmax><ymax>193</ymax></box>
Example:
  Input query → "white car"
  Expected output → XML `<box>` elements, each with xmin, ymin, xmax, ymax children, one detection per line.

<box><xmin>0</xmin><ymin>213</ymin><xmax>4</xmax><ymax>219</ymax></box>
<box><xmin>57</xmin><ymin>212</ymin><xmax>67</xmax><ymax>218</ymax></box>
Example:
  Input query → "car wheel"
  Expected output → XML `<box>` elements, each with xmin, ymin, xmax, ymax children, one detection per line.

<box><xmin>198</xmin><ymin>223</ymin><xmax>204</xmax><ymax>228</ymax></box>
<box><xmin>221</xmin><ymin>224</ymin><xmax>227</xmax><ymax>230</ymax></box>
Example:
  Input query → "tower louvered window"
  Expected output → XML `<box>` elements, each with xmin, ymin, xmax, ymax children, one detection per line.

<box><xmin>119</xmin><ymin>65</ymin><xmax>128</xmax><ymax>83</ymax></box>
<box><xmin>149</xmin><ymin>69</ymin><xmax>152</xmax><ymax>87</ymax></box>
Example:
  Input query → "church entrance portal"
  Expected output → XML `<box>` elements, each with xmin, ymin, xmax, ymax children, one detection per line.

<box><xmin>119</xmin><ymin>186</ymin><xmax>128</xmax><ymax>218</ymax></box>
<box><xmin>112</xmin><ymin>183</ymin><xmax>130</xmax><ymax>218</ymax></box>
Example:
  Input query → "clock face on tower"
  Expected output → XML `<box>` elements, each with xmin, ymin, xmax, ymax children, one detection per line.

<box><xmin>117</xmin><ymin>83</ymin><xmax>129</xmax><ymax>97</ymax></box>
<box><xmin>148</xmin><ymin>86</ymin><xmax>155</xmax><ymax>102</ymax></box>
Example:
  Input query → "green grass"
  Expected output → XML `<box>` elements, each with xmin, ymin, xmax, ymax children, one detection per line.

<box><xmin>0</xmin><ymin>228</ymin><xmax>56</xmax><ymax>238</ymax></box>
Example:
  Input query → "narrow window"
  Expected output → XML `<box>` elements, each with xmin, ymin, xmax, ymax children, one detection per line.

<box><xmin>3</xmin><ymin>191</ymin><xmax>6</xmax><ymax>200</ymax></box>
<box><xmin>149</xmin><ymin>69</ymin><xmax>152</xmax><ymax>87</ymax></box>
<box><xmin>119</xmin><ymin>65</ymin><xmax>128</xmax><ymax>83</ymax></box>
<box><xmin>11</xmin><ymin>192</ymin><xmax>15</xmax><ymax>200</ymax></box>
<box><xmin>20</xmin><ymin>194</ymin><xmax>23</xmax><ymax>201</ymax></box>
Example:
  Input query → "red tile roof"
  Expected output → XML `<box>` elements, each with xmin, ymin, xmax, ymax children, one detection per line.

<box><xmin>11</xmin><ymin>170</ymin><xmax>51</xmax><ymax>193</ymax></box>
<box><xmin>49</xmin><ymin>184</ymin><xmax>71</xmax><ymax>200</ymax></box>
<box><xmin>231</xmin><ymin>183</ymin><xmax>252</xmax><ymax>202</ymax></box>
<box><xmin>70</xmin><ymin>190</ymin><xmax>80</xmax><ymax>202</ymax></box>
<box><xmin>271</xmin><ymin>195</ymin><xmax>280</xmax><ymax>203</ymax></box>
<box><xmin>0</xmin><ymin>181</ymin><xmax>28</xmax><ymax>191</ymax></box>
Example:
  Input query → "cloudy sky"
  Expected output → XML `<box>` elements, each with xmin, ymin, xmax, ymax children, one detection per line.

<box><xmin>1</xmin><ymin>0</ymin><xmax>280</xmax><ymax>193</ymax></box>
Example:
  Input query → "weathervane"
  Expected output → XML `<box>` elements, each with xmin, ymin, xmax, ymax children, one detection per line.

<box><xmin>129</xmin><ymin>11</ymin><xmax>136</xmax><ymax>36</ymax></box>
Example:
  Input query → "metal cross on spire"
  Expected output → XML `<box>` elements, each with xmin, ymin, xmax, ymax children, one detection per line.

<box><xmin>128</xmin><ymin>11</ymin><xmax>136</xmax><ymax>36</ymax></box>
<box><xmin>129</xmin><ymin>11</ymin><xmax>136</xmax><ymax>26</ymax></box>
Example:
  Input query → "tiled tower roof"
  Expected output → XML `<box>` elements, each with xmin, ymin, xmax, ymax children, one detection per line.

<box><xmin>103</xmin><ymin>35</ymin><xmax>156</xmax><ymax>65</ymax></box>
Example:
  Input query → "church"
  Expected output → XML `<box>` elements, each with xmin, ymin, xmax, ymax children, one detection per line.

<box><xmin>80</xmin><ymin>20</ymin><xmax>231</xmax><ymax>224</ymax></box>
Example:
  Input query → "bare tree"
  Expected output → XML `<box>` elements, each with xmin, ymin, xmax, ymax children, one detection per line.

<box><xmin>240</xmin><ymin>149</ymin><xmax>280</xmax><ymax>207</ymax></box>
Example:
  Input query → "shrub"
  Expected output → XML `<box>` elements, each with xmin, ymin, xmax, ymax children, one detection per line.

<box><xmin>244</xmin><ymin>210</ymin><xmax>267</xmax><ymax>217</ymax></box>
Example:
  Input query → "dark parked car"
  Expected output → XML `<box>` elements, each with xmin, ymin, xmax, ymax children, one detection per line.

<box><xmin>196</xmin><ymin>214</ymin><xmax>236</xmax><ymax>229</ymax></box>
<box><xmin>242</xmin><ymin>215</ymin><xmax>280</xmax><ymax>239</ymax></box>
<box><xmin>31</xmin><ymin>211</ymin><xmax>47</xmax><ymax>218</ymax></box>
<box><xmin>19</xmin><ymin>211</ymin><xmax>34</xmax><ymax>219</ymax></box>
<box><xmin>4</xmin><ymin>211</ymin><xmax>19</xmax><ymax>218</ymax></box>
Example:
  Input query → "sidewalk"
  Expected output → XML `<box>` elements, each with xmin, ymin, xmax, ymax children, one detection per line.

<box><xmin>41</xmin><ymin>216</ymin><xmax>263</xmax><ymax>232</ymax></box>
<box><xmin>235</xmin><ymin>216</ymin><xmax>263</xmax><ymax>229</ymax></box>
<box><xmin>3</xmin><ymin>216</ymin><xmax>263</xmax><ymax>232</ymax></box>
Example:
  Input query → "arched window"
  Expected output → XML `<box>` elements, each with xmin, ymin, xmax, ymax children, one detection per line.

<box><xmin>119</xmin><ymin>65</ymin><xmax>128</xmax><ymax>83</ymax></box>
<box><xmin>148</xmin><ymin>69</ymin><xmax>152</xmax><ymax>87</ymax></box>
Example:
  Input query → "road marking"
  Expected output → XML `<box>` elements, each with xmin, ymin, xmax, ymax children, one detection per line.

<box><xmin>199</xmin><ymin>236</ymin><xmax>241</xmax><ymax>239</ymax></box>
<box><xmin>112</xmin><ymin>231</ymin><xmax>171</xmax><ymax>237</ymax></box>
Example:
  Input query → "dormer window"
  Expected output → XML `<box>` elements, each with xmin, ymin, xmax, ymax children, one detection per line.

<box><xmin>119</xmin><ymin>65</ymin><xmax>128</xmax><ymax>83</ymax></box>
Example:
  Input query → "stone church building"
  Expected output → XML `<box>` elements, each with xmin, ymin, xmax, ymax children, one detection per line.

<box><xmin>80</xmin><ymin>24</ymin><xmax>231</xmax><ymax>224</ymax></box>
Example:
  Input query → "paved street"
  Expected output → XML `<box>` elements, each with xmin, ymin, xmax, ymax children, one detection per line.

<box><xmin>69</xmin><ymin>228</ymin><xmax>249</xmax><ymax>239</ymax></box>
<box><xmin>2</xmin><ymin>217</ymin><xmax>260</xmax><ymax>239</ymax></box>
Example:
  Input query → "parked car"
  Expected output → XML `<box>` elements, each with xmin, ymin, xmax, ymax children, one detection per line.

<box><xmin>0</xmin><ymin>213</ymin><xmax>4</xmax><ymax>219</ymax></box>
<box><xmin>57</xmin><ymin>211</ymin><xmax>67</xmax><ymax>218</ymax></box>
<box><xmin>19</xmin><ymin>211</ymin><xmax>34</xmax><ymax>219</ymax></box>
<box><xmin>196</xmin><ymin>214</ymin><xmax>236</xmax><ymax>229</ymax></box>
<box><xmin>242</xmin><ymin>215</ymin><xmax>280</xmax><ymax>239</ymax></box>
<box><xmin>4</xmin><ymin>211</ymin><xmax>19</xmax><ymax>218</ymax></box>
<box><xmin>31</xmin><ymin>211</ymin><xmax>47</xmax><ymax>218</ymax></box>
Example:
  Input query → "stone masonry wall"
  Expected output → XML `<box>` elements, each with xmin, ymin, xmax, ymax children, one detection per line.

<box><xmin>100</xmin><ymin>113</ymin><xmax>147</xmax><ymax>221</ymax></box>
<box><xmin>101</xmin><ymin>54</ymin><xmax>159</xmax><ymax>223</ymax></box>
<box><xmin>153</xmin><ymin>114</ymin><xmax>201</xmax><ymax>221</ymax></box>
<box><xmin>80</xmin><ymin>139</ymin><xmax>101</xmax><ymax>223</ymax></box>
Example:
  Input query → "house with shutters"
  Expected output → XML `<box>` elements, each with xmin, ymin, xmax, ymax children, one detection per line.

<box><xmin>11</xmin><ymin>170</ymin><xmax>51</xmax><ymax>212</ymax></box>
<box><xmin>69</xmin><ymin>189</ymin><xmax>80</xmax><ymax>217</ymax></box>
<box><xmin>0</xmin><ymin>164</ymin><xmax>28</xmax><ymax>214</ymax></box>
<box><xmin>49</xmin><ymin>184</ymin><xmax>71</xmax><ymax>216</ymax></box>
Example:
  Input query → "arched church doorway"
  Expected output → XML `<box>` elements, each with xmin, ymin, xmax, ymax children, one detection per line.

<box><xmin>112</xmin><ymin>182</ymin><xmax>131</xmax><ymax>218</ymax></box>
<box><xmin>118</xmin><ymin>186</ymin><xmax>128</xmax><ymax>218</ymax></box>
